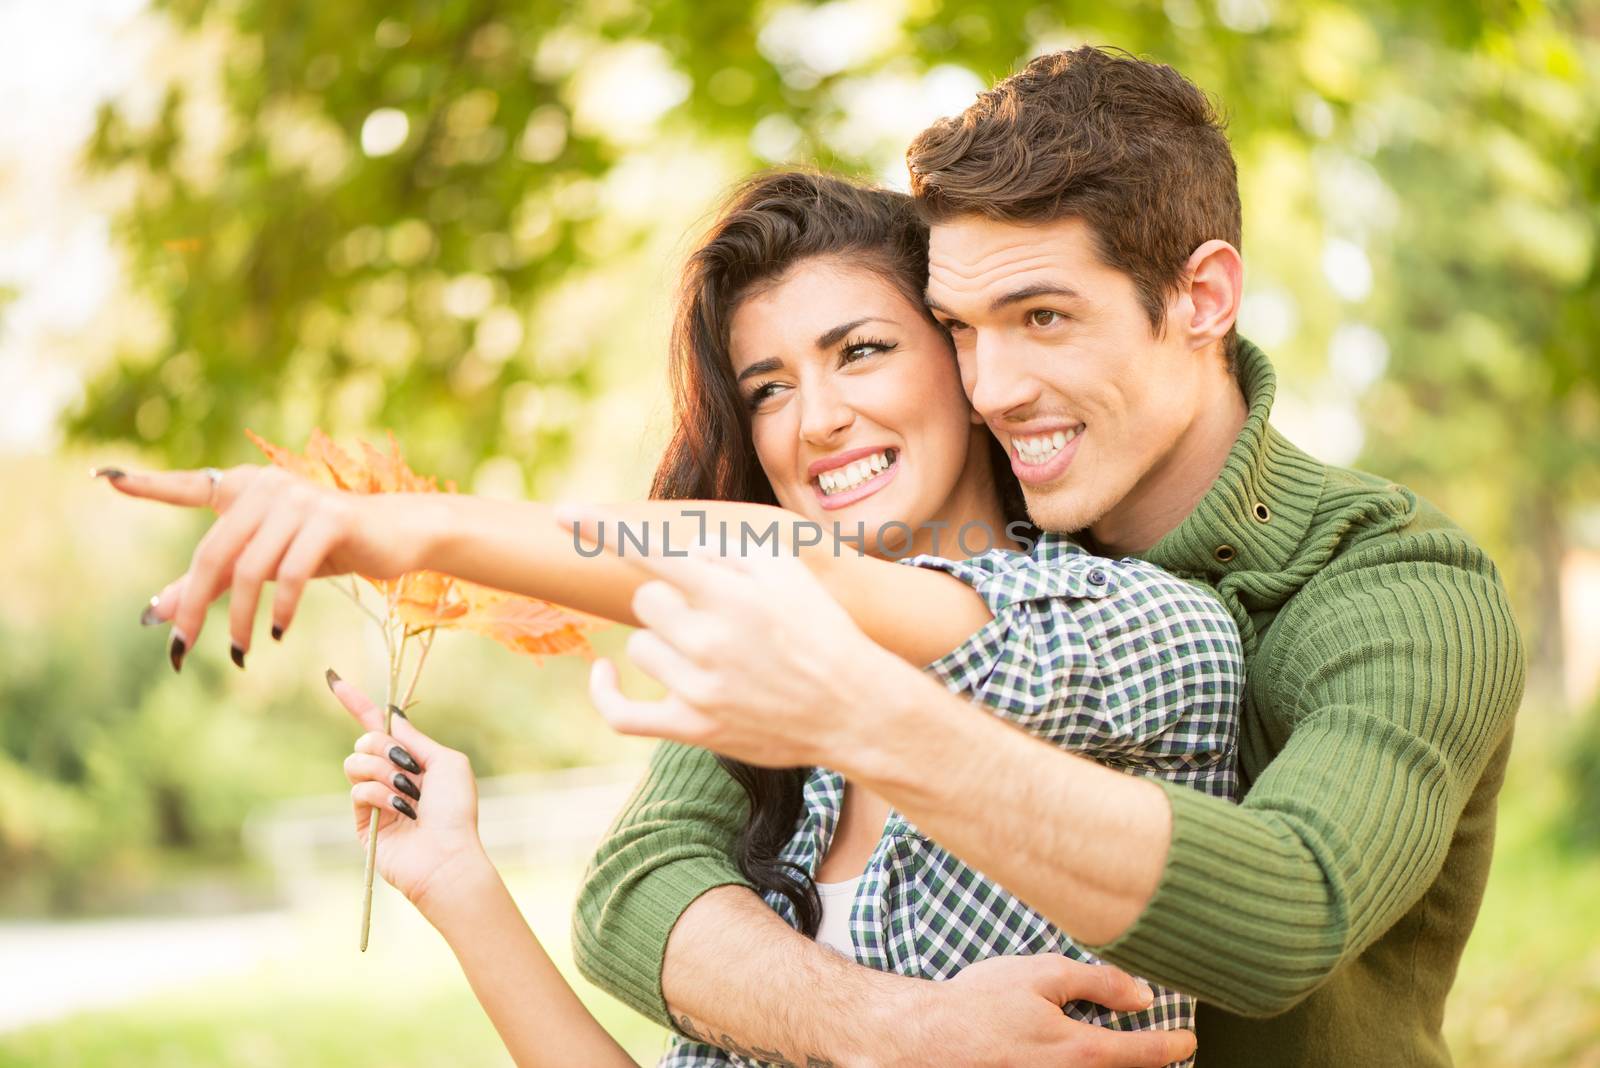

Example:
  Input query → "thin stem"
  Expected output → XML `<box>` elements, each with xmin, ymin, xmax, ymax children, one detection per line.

<box><xmin>400</xmin><ymin>630</ymin><xmax>435</xmax><ymax>709</ymax></box>
<box><xmin>335</xmin><ymin>579</ymin><xmax>386</xmax><ymax>629</ymax></box>
<box><xmin>360</xmin><ymin>585</ymin><xmax>405</xmax><ymax>953</ymax></box>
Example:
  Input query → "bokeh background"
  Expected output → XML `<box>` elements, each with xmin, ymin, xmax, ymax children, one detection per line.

<box><xmin>2</xmin><ymin>0</ymin><xmax>1598</xmax><ymax>1065</ymax></box>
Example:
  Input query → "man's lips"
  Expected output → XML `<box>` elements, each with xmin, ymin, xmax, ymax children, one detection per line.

<box><xmin>1007</xmin><ymin>424</ymin><xmax>1085</xmax><ymax>486</ymax></box>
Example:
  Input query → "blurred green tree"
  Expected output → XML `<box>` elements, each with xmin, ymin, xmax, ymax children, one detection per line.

<box><xmin>66</xmin><ymin>0</ymin><xmax>1599</xmax><ymax>694</ymax></box>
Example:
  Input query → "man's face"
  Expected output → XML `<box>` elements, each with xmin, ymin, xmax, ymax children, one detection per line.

<box><xmin>926</xmin><ymin>215</ymin><xmax>1212</xmax><ymax>538</ymax></box>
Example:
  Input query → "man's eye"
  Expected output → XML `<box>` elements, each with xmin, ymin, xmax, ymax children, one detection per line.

<box><xmin>942</xmin><ymin>319</ymin><xmax>970</xmax><ymax>333</ymax></box>
<box><xmin>1028</xmin><ymin>309</ymin><xmax>1063</xmax><ymax>327</ymax></box>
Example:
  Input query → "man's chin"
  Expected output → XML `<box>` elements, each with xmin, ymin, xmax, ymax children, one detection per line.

<box><xmin>1020</xmin><ymin>486</ymin><xmax>1112</xmax><ymax>539</ymax></box>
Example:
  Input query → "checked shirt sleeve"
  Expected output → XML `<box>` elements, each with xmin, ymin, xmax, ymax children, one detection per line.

<box><xmin>900</xmin><ymin>545</ymin><xmax>1244</xmax><ymax>796</ymax></box>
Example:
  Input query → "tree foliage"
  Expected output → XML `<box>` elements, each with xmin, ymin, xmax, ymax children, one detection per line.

<box><xmin>67</xmin><ymin>0</ymin><xmax>1600</xmax><ymax>690</ymax></box>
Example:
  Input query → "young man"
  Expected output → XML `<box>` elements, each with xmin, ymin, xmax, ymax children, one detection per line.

<box><xmin>573</xmin><ymin>48</ymin><xmax>1524</xmax><ymax>1067</ymax></box>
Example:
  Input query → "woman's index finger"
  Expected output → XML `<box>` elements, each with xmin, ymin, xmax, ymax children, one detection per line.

<box><xmin>99</xmin><ymin>467</ymin><xmax>221</xmax><ymax>509</ymax></box>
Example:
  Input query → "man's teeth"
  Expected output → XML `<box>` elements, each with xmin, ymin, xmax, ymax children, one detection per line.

<box><xmin>1012</xmin><ymin>427</ymin><xmax>1080</xmax><ymax>465</ymax></box>
<box><xmin>818</xmin><ymin>449</ymin><xmax>896</xmax><ymax>496</ymax></box>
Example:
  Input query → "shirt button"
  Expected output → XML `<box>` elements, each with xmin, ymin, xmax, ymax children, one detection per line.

<box><xmin>1214</xmin><ymin>544</ymin><xmax>1237</xmax><ymax>563</ymax></box>
<box><xmin>1088</xmin><ymin>567</ymin><xmax>1108</xmax><ymax>585</ymax></box>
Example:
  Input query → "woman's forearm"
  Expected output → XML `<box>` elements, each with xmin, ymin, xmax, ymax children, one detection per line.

<box><xmin>416</xmin><ymin>850</ymin><xmax>635</xmax><ymax>1068</ymax></box>
<box><xmin>406</xmin><ymin>494</ymin><xmax>991</xmax><ymax>665</ymax></box>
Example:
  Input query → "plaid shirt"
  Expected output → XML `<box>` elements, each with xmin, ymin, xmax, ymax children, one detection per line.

<box><xmin>659</xmin><ymin>533</ymin><xmax>1244</xmax><ymax>1067</ymax></box>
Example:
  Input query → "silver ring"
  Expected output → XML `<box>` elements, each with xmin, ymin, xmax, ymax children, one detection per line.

<box><xmin>201</xmin><ymin>466</ymin><xmax>223</xmax><ymax>508</ymax></box>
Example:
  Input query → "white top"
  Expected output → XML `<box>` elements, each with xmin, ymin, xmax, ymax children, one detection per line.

<box><xmin>813</xmin><ymin>876</ymin><xmax>861</xmax><ymax>958</ymax></box>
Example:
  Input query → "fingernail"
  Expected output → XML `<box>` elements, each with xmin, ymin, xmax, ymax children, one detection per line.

<box><xmin>91</xmin><ymin>466</ymin><xmax>125</xmax><ymax>481</ymax></box>
<box><xmin>140</xmin><ymin>596</ymin><xmax>164</xmax><ymax>627</ymax></box>
<box><xmin>388</xmin><ymin>746</ymin><xmax>420</xmax><ymax>774</ymax></box>
<box><xmin>391</xmin><ymin>795</ymin><xmax>418</xmax><ymax>820</ymax></box>
<box><xmin>393</xmin><ymin>772</ymin><xmax>421</xmax><ymax>801</ymax></box>
<box><xmin>270</xmin><ymin>623</ymin><xmax>285</xmax><ymax>642</ymax></box>
<box><xmin>169</xmin><ymin>632</ymin><xmax>187</xmax><ymax>673</ymax></box>
<box><xmin>230</xmin><ymin>642</ymin><xmax>246</xmax><ymax>670</ymax></box>
<box><xmin>324</xmin><ymin>667</ymin><xmax>340</xmax><ymax>692</ymax></box>
<box><xmin>388</xmin><ymin>703</ymin><xmax>407</xmax><ymax>721</ymax></box>
<box><xmin>1135</xmin><ymin>978</ymin><xmax>1154</xmax><ymax>1005</ymax></box>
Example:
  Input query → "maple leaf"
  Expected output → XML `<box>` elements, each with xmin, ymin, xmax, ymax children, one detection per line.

<box><xmin>247</xmin><ymin>428</ymin><xmax>599</xmax><ymax>662</ymax></box>
<box><xmin>245</xmin><ymin>426</ymin><xmax>601</xmax><ymax>952</ymax></box>
<box><xmin>454</xmin><ymin>583</ymin><xmax>603</xmax><ymax>661</ymax></box>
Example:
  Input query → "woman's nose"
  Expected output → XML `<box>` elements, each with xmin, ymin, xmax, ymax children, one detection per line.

<box><xmin>797</xmin><ymin>385</ymin><xmax>855</xmax><ymax>444</ymax></box>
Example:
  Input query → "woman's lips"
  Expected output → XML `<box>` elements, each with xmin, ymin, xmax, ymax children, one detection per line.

<box><xmin>811</xmin><ymin>455</ymin><xmax>901</xmax><ymax>510</ymax></box>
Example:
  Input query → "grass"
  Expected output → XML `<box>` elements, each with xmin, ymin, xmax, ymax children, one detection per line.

<box><xmin>0</xmin><ymin>859</ymin><xmax>670</xmax><ymax>1068</ymax></box>
<box><xmin>3</xmin><ymin>716</ymin><xmax>1598</xmax><ymax>1067</ymax></box>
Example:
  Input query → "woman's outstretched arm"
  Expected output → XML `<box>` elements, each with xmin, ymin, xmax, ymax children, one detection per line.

<box><xmin>100</xmin><ymin>465</ymin><xmax>991</xmax><ymax>668</ymax></box>
<box><xmin>332</xmin><ymin>672</ymin><xmax>636</xmax><ymax>1068</ymax></box>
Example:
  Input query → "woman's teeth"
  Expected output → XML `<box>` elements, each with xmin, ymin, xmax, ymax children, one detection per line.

<box><xmin>818</xmin><ymin>449</ymin><xmax>897</xmax><ymax>496</ymax></box>
<box><xmin>1012</xmin><ymin>427</ymin><xmax>1080</xmax><ymax>465</ymax></box>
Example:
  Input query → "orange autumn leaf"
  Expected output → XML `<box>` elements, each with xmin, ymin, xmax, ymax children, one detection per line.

<box><xmin>247</xmin><ymin>427</ymin><xmax>599</xmax><ymax>662</ymax></box>
<box><xmin>454</xmin><ymin>584</ymin><xmax>603</xmax><ymax>660</ymax></box>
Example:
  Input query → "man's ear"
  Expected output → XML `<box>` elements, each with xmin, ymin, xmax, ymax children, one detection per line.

<box><xmin>1180</xmin><ymin>239</ymin><xmax>1243</xmax><ymax>351</ymax></box>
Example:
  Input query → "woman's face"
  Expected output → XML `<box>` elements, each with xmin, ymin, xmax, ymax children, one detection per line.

<box><xmin>728</xmin><ymin>256</ymin><xmax>999</xmax><ymax>556</ymax></box>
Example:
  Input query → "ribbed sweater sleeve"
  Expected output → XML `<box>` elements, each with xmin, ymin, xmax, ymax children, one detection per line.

<box><xmin>571</xmin><ymin>740</ymin><xmax>753</xmax><ymax>1026</ymax></box>
<box><xmin>1086</xmin><ymin>543</ymin><xmax>1524</xmax><ymax>1017</ymax></box>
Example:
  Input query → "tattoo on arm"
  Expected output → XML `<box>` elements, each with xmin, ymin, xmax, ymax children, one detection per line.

<box><xmin>672</xmin><ymin>1013</ymin><xmax>834</xmax><ymax>1067</ymax></box>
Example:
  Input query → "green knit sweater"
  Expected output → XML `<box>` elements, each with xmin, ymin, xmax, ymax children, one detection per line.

<box><xmin>571</xmin><ymin>340</ymin><xmax>1525</xmax><ymax>1067</ymax></box>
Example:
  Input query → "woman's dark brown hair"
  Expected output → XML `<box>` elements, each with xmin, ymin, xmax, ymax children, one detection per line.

<box><xmin>649</xmin><ymin>170</ymin><xmax>1026</xmax><ymax>935</ymax></box>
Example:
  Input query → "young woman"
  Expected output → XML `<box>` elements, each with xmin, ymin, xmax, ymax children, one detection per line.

<box><xmin>103</xmin><ymin>172</ymin><xmax>1235</xmax><ymax>1067</ymax></box>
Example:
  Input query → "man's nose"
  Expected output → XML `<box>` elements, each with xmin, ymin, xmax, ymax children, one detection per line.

<box><xmin>966</xmin><ymin>331</ymin><xmax>1041</xmax><ymax>424</ymax></box>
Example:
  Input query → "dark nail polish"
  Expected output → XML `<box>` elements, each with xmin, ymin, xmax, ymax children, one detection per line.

<box><xmin>270</xmin><ymin>623</ymin><xmax>285</xmax><ymax>642</ymax></box>
<box><xmin>393</xmin><ymin>773</ymin><xmax>421</xmax><ymax>801</ymax></box>
<box><xmin>169</xmin><ymin>633</ymin><xmax>187</xmax><ymax>673</ymax></box>
<box><xmin>139</xmin><ymin>597</ymin><xmax>163</xmax><ymax>627</ymax></box>
<box><xmin>230</xmin><ymin>642</ymin><xmax>246</xmax><ymax>669</ymax></box>
<box><xmin>391</xmin><ymin>795</ymin><xmax>418</xmax><ymax>820</ymax></box>
<box><xmin>92</xmin><ymin>466</ymin><xmax>126</xmax><ymax>481</ymax></box>
<box><xmin>388</xmin><ymin>746</ymin><xmax>420</xmax><ymax>774</ymax></box>
<box><xmin>388</xmin><ymin>703</ymin><xmax>407</xmax><ymax>721</ymax></box>
<box><xmin>324</xmin><ymin>667</ymin><xmax>341</xmax><ymax>692</ymax></box>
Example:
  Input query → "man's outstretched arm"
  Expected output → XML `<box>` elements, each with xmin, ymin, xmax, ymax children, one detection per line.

<box><xmin>586</xmin><ymin>542</ymin><xmax>1525</xmax><ymax>1018</ymax></box>
<box><xmin>573</xmin><ymin>743</ymin><xmax>1194</xmax><ymax>1067</ymax></box>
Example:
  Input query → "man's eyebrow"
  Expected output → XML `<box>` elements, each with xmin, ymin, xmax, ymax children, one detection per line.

<box><xmin>924</xmin><ymin>283</ymin><xmax>1084</xmax><ymax>319</ymax></box>
<box><xmin>992</xmin><ymin>282</ymin><xmax>1083</xmax><ymax>312</ymax></box>
<box><xmin>735</xmin><ymin>357</ymin><xmax>784</xmax><ymax>384</ymax></box>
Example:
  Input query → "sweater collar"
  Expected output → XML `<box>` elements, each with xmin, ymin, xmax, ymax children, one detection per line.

<box><xmin>1143</xmin><ymin>339</ymin><xmax>1324</xmax><ymax>579</ymax></box>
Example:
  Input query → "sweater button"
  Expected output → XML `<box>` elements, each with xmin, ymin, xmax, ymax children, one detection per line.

<box><xmin>1214</xmin><ymin>544</ymin><xmax>1236</xmax><ymax>563</ymax></box>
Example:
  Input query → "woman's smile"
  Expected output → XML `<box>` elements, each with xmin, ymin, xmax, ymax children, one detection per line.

<box><xmin>810</xmin><ymin>446</ymin><xmax>901</xmax><ymax>510</ymax></box>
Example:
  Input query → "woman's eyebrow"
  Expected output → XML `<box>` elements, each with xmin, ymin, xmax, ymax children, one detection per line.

<box><xmin>735</xmin><ymin>357</ymin><xmax>784</xmax><ymax>384</ymax></box>
<box><xmin>815</xmin><ymin>317</ymin><xmax>891</xmax><ymax>350</ymax></box>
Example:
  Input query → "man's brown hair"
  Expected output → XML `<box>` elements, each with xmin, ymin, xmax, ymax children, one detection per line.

<box><xmin>907</xmin><ymin>46</ymin><xmax>1242</xmax><ymax>367</ymax></box>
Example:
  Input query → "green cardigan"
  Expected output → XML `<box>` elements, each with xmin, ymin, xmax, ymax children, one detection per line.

<box><xmin>570</xmin><ymin>340</ymin><xmax>1525</xmax><ymax>1067</ymax></box>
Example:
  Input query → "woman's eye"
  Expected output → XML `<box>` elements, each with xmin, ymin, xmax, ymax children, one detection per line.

<box><xmin>747</xmin><ymin>382</ymin><xmax>785</xmax><ymax>407</ymax></box>
<box><xmin>842</xmin><ymin>339</ymin><xmax>895</xmax><ymax>363</ymax></box>
<box><xmin>1028</xmin><ymin>309</ymin><xmax>1063</xmax><ymax>327</ymax></box>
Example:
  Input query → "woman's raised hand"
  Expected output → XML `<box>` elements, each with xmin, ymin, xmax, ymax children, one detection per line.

<box><xmin>95</xmin><ymin>464</ymin><xmax>425</xmax><ymax>669</ymax></box>
<box><xmin>326</xmin><ymin>669</ymin><xmax>489</xmax><ymax>911</ymax></box>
